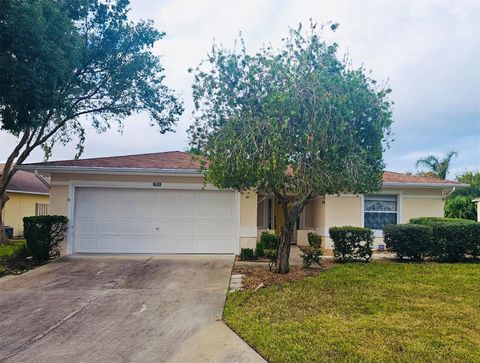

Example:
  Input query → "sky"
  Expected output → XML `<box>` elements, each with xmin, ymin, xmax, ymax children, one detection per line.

<box><xmin>1</xmin><ymin>0</ymin><xmax>479</xmax><ymax>178</ymax></box>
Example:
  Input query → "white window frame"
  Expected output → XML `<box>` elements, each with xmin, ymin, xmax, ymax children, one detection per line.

<box><xmin>361</xmin><ymin>191</ymin><xmax>402</xmax><ymax>237</ymax></box>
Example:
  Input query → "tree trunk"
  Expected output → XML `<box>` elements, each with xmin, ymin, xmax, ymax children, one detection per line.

<box><xmin>0</xmin><ymin>193</ymin><xmax>10</xmax><ymax>245</ymax></box>
<box><xmin>275</xmin><ymin>192</ymin><xmax>312</xmax><ymax>274</ymax></box>
<box><xmin>276</xmin><ymin>215</ymin><xmax>295</xmax><ymax>274</ymax></box>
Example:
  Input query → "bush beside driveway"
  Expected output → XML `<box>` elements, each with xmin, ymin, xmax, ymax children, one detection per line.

<box><xmin>224</xmin><ymin>262</ymin><xmax>480</xmax><ymax>362</ymax></box>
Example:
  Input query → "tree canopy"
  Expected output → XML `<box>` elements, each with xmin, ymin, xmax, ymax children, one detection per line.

<box><xmin>189</xmin><ymin>23</ymin><xmax>393</xmax><ymax>273</ymax></box>
<box><xmin>415</xmin><ymin>151</ymin><xmax>458</xmax><ymax>180</ymax></box>
<box><xmin>445</xmin><ymin>170</ymin><xmax>480</xmax><ymax>220</ymax></box>
<box><xmin>0</xmin><ymin>0</ymin><xmax>183</xmax><ymax>243</ymax></box>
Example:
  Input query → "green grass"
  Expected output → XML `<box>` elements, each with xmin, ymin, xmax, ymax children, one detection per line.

<box><xmin>224</xmin><ymin>262</ymin><xmax>480</xmax><ymax>362</ymax></box>
<box><xmin>0</xmin><ymin>240</ymin><xmax>26</xmax><ymax>277</ymax></box>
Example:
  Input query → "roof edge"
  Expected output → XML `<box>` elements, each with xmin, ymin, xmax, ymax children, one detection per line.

<box><xmin>15</xmin><ymin>165</ymin><xmax>203</xmax><ymax>177</ymax></box>
<box><xmin>6</xmin><ymin>189</ymin><xmax>50</xmax><ymax>196</ymax></box>
<box><xmin>15</xmin><ymin>165</ymin><xmax>468</xmax><ymax>187</ymax></box>
<box><xmin>383</xmin><ymin>182</ymin><xmax>469</xmax><ymax>188</ymax></box>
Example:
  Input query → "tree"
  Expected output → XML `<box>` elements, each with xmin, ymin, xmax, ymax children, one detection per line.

<box><xmin>188</xmin><ymin>23</ymin><xmax>393</xmax><ymax>273</ymax></box>
<box><xmin>415</xmin><ymin>151</ymin><xmax>458</xmax><ymax>179</ymax></box>
<box><xmin>0</xmin><ymin>0</ymin><xmax>183</xmax><ymax>244</ymax></box>
<box><xmin>444</xmin><ymin>170</ymin><xmax>480</xmax><ymax>220</ymax></box>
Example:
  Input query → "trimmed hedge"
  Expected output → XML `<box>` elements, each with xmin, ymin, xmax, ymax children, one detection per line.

<box><xmin>240</xmin><ymin>248</ymin><xmax>255</xmax><ymax>261</ymax></box>
<box><xmin>255</xmin><ymin>242</ymin><xmax>265</xmax><ymax>258</ymax></box>
<box><xmin>23</xmin><ymin>215</ymin><xmax>68</xmax><ymax>263</ymax></box>
<box><xmin>260</xmin><ymin>232</ymin><xmax>279</xmax><ymax>249</ymax></box>
<box><xmin>301</xmin><ymin>232</ymin><xmax>323</xmax><ymax>268</ymax></box>
<box><xmin>430</xmin><ymin>223</ymin><xmax>480</xmax><ymax>261</ymax></box>
<box><xmin>383</xmin><ymin>224</ymin><xmax>433</xmax><ymax>261</ymax></box>
<box><xmin>329</xmin><ymin>226</ymin><xmax>373</xmax><ymax>262</ymax></box>
<box><xmin>410</xmin><ymin>217</ymin><xmax>476</xmax><ymax>225</ymax></box>
<box><xmin>307</xmin><ymin>232</ymin><xmax>322</xmax><ymax>248</ymax></box>
<box><xmin>385</xmin><ymin>221</ymin><xmax>480</xmax><ymax>261</ymax></box>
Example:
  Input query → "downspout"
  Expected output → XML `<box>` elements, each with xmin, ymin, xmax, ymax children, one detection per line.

<box><xmin>34</xmin><ymin>170</ymin><xmax>50</xmax><ymax>189</ymax></box>
<box><xmin>442</xmin><ymin>187</ymin><xmax>456</xmax><ymax>201</ymax></box>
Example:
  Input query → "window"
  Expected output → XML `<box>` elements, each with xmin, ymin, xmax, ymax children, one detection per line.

<box><xmin>364</xmin><ymin>194</ymin><xmax>398</xmax><ymax>230</ymax></box>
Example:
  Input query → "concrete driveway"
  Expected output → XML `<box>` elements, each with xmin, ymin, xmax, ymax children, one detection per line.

<box><xmin>0</xmin><ymin>255</ymin><xmax>265</xmax><ymax>363</ymax></box>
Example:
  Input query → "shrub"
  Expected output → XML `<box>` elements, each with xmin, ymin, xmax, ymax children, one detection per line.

<box><xmin>329</xmin><ymin>226</ymin><xmax>374</xmax><ymax>262</ymax></box>
<box><xmin>302</xmin><ymin>232</ymin><xmax>323</xmax><ymax>269</ymax></box>
<box><xmin>240</xmin><ymin>248</ymin><xmax>256</xmax><ymax>261</ymax></box>
<box><xmin>307</xmin><ymin>232</ymin><xmax>322</xmax><ymax>248</ymax></box>
<box><xmin>301</xmin><ymin>246</ymin><xmax>322</xmax><ymax>269</ymax></box>
<box><xmin>410</xmin><ymin>217</ymin><xmax>476</xmax><ymax>225</ymax></box>
<box><xmin>260</xmin><ymin>232</ymin><xmax>279</xmax><ymax>249</ymax></box>
<box><xmin>0</xmin><ymin>240</ymin><xmax>31</xmax><ymax>274</ymax></box>
<box><xmin>255</xmin><ymin>242</ymin><xmax>265</xmax><ymax>258</ymax></box>
<box><xmin>430</xmin><ymin>222</ymin><xmax>480</xmax><ymax>262</ymax></box>
<box><xmin>466</xmin><ymin>224</ymin><xmax>480</xmax><ymax>258</ymax></box>
<box><xmin>23</xmin><ymin>215</ymin><xmax>68</xmax><ymax>263</ymax></box>
<box><xmin>445</xmin><ymin>195</ymin><xmax>477</xmax><ymax>221</ymax></box>
<box><xmin>383</xmin><ymin>224</ymin><xmax>433</xmax><ymax>261</ymax></box>
<box><xmin>264</xmin><ymin>248</ymin><xmax>277</xmax><ymax>271</ymax></box>
<box><xmin>409</xmin><ymin>218</ymin><xmax>480</xmax><ymax>261</ymax></box>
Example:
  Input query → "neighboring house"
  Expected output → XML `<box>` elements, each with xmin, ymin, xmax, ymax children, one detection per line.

<box><xmin>17</xmin><ymin>151</ymin><xmax>468</xmax><ymax>255</ymax></box>
<box><xmin>0</xmin><ymin>164</ymin><xmax>50</xmax><ymax>237</ymax></box>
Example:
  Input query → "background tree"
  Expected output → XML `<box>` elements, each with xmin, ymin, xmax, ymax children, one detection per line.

<box><xmin>415</xmin><ymin>151</ymin><xmax>458</xmax><ymax>179</ymax></box>
<box><xmin>188</xmin><ymin>23</ymin><xmax>393</xmax><ymax>273</ymax></box>
<box><xmin>444</xmin><ymin>170</ymin><xmax>480</xmax><ymax>220</ymax></box>
<box><xmin>0</xmin><ymin>0</ymin><xmax>183</xmax><ymax>244</ymax></box>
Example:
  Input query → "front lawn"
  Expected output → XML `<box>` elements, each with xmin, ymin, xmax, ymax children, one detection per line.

<box><xmin>224</xmin><ymin>262</ymin><xmax>480</xmax><ymax>362</ymax></box>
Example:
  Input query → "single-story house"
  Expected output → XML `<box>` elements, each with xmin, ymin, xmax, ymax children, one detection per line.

<box><xmin>1</xmin><ymin>164</ymin><xmax>50</xmax><ymax>237</ymax></box>
<box><xmin>17</xmin><ymin>151</ymin><xmax>468</xmax><ymax>255</ymax></box>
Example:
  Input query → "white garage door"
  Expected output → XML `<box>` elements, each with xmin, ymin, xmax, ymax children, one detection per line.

<box><xmin>73</xmin><ymin>187</ymin><xmax>237</xmax><ymax>254</ymax></box>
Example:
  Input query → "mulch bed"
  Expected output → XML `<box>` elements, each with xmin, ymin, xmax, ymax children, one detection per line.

<box><xmin>232</xmin><ymin>260</ymin><xmax>337</xmax><ymax>290</ymax></box>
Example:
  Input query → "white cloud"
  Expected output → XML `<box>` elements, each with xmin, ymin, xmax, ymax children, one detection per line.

<box><xmin>0</xmin><ymin>0</ymin><xmax>478</xmax><ymax>176</ymax></box>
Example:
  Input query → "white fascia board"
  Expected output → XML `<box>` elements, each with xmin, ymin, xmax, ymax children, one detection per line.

<box><xmin>6</xmin><ymin>189</ymin><xmax>49</xmax><ymax>196</ymax></box>
<box><xmin>15</xmin><ymin>165</ymin><xmax>203</xmax><ymax>177</ymax></box>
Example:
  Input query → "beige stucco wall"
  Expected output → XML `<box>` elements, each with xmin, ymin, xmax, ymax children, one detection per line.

<box><xmin>239</xmin><ymin>190</ymin><xmax>257</xmax><ymax>250</ymax></box>
<box><xmin>317</xmin><ymin>188</ymin><xmax>445</xmax><ymax>249</ymax></box>
<box><xmin>324</xmin><ymin>195</ymin><xmax>362</xmax><ymax>229</ymax></box>
<box><xmin>49</xmin><ymin>185</ymin><xmax>69</xmax><ymax>216</ymax></box>
<box><xmin>47</xmin><ymin>170</ymin><xmax>448</xmax><ymax>254</ymax></box>
<box><xmin>311</xmin><ymin>196</ymin><xmax>325</xmax><ymax>233</ymax></box>
<box><xmin>401</xmin><ymin>197</ymin><xmax>444</xmax><ymax>223</ymax></box>
<box><xmin>2</xmin><ymin>192</ymin><xmax>49</xmax><ymax>237</ymax></box>
<box><xmin>321</xmin><ymin>195</ymin><xmax>362</xmax><ymax>248</ymax></box>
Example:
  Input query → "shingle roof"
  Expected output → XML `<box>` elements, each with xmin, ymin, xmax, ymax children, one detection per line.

<box><xmin>20</xmin><ymin>151</ymin><xmax>202</xmax><ymax>170</ymax></box>
<box><xmin>382</xmin><ymin>171</ymin><xmax>460</xmax><ymax>185</ymax></box>
<box><xmin>18</xmin><ymin>151</ymin><xmax>464</xmax><ymax>186</ymax></box>
<box><xmin>0</xmin><ymin>164</ymin><xmax>50</xmax><ymax>194</ymax></box>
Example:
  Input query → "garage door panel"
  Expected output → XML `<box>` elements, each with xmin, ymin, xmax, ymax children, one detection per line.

<box><xmin>73</xmin><ymin>187</ymin><xmax>236</xmax><ymax>254</ymax></box>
